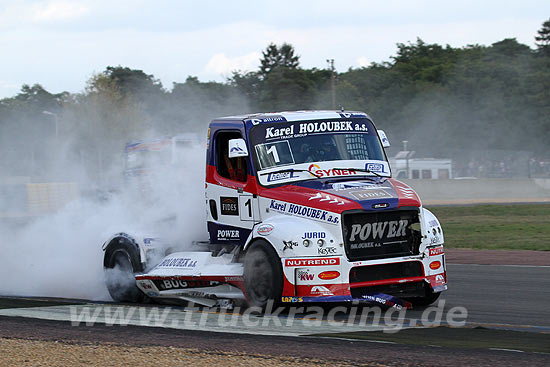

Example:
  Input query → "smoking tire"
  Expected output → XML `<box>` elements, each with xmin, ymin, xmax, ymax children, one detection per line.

<box><xmin>244</xmin><ymin>240</ymin><xmax>283</xmax><ymax>308</ymax></box>
<box><xmin>103</xmin><ymin>239</ymin><xmax>145</xmax><ymax>303</ymax></box>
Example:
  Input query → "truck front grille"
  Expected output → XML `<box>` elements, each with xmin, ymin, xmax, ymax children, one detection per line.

<box><xmin>350</xmin><ymin>261</ymin><xmax>424</xmax><ymax>283</ymax></box>
<box><xmin>342</xmin><ymin>209</ymin><xmax>421</xmax><ymax>261</ymax></box>
<box><xmin>349</xmin><ymin>261</ymin><xmax>425</xmax><ymax>298</ymax></box>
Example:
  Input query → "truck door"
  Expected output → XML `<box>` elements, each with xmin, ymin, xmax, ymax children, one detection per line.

<box><xmin>206</xmin><ymin>130</ymin><xmax>259</xmax><ymax>245</ymax></box>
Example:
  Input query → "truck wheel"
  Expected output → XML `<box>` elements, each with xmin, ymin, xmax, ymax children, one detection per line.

<box><xmin>104</xmin><ymin>240</ymin><xmax>145</xmax><ymax>303</ymax></box>
<box><xmin>406</xmin><ymin>286</ymin><xmax>441</xmax><ymax>307</ymax></box>
<box><xmin>244</xmin><ymin>241</ymin><xmax>283</xmax><ymax>308</ymax></box>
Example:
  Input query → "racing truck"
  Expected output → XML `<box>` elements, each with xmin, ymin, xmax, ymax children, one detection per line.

<box><xmin>103</xmin><ymin>111</ymin><xmax>447</xmax><ymax>309</ymax></box>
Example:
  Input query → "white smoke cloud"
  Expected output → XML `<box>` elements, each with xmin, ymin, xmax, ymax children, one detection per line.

<box><xmin>0</xmin><ymin>141</ymin><xmax>207</xmax><ymax>301</ymax></box>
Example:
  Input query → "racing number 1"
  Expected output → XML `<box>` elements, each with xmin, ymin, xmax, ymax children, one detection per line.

<box><xmin>239</xmin><ymin>195</ymin><xmax>255</xmax><ymax>221</ymax></box>
<box><xmin>266</xmin><ymin>145</ymin><xmax>280</xmax><ymax>163</ymax></box>
<box><xmin>244</xmin><ymin>198</ymin><xmax>252</xmax><ymax>217</ymax></box>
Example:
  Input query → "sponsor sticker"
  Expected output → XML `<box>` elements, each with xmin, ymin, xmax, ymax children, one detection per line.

<box><xmin>429</xmin><ymin>261</ymin><xmax>441</xmax><ymax>270</ymax></box>
<box><xmin>349</xmin><ymin>189</ymin><xmax>391</xmax><ymax>200</ymax></box>
<box><xmin>282</xmin><ymin>240</ymin><xmax>299</xmax><ymax>251</ymax></box>
<box><xmin>429</xmin><ymin>247</ymin><xmax>444</xmax><ymax>256</ymax></box>
<box><xmin>331</xmin><ymin>181</ymin><xmax>387</xmax><ymax>191</ymax></box>
<box><xmin>217</xmin><ymin>229</ymin><xmax>240</xmax><ymax>241</ymax></box>
<box><xmin>318</xmin><ymin>247</ymin><xmax>337</xmax><ymax>255</ymax></box>
<box><xmin>230</xmin><ymin>146</ymin><xmax>244</xmax><ymax>153</ymax></box>
<box><xmin>297</xmin><ymin>270</ymin><xmax>314</xmax><ymax>281</ymax></box>
<box><xmin>285</xmin><ymin>257</ymin><xmax>340</xmax><ymax>267</ymax></box>
<box><xmin>246</xmin><ymin>116</ymin><xmax>286</xmax><ymax>125</ymax></box>
<box><xmin>366</xmin><ymin>163</ymin><xmax>386</xmax><ymax>173</ymax></box>
<box><xmin>348</xmin><ymin>220</ymin><xmax>408</xmax><ymax>242</ymax></box>
<box><xmin>157</xmin><ymin>280</ymin><xmax>218</xmax><ymax>290</ymax></box>
<box><xmin>156</xmin><ymin>257</ymin><xmax>197</xmax><ymax>268</ymax></box>
<box><xmin>257</xmin><ymin>224</ymin><xmax>274</xmax><ymax>236</ymax></box>
<box><xmin>220</xmin><ymin>197</ymin><xmax>239</xmax><ymax>215</ymax></box>
<box><xmin>310</xmin><ymin>285</ymin><xmax>334</xmax><ymax>296</ymax></box>
<box><xmin>429</xmin><ymin>273</ymin><xmax>446</xmax><ymax>286</ymax></box>
<box><xmin>302</xmin><ymin>232</ymin><xmax>326</xmax><ymax>239</ymax></box>
<box><xmin>267</xmin><ymin>171</ymin><xmax>297</xmax><ymax>182</ymax></box>
<box><xmin>308</xmin><ymin>164</ymin><xmax>356</xmax><ymax>178</ymax></box>
<box><xmin>269</xmin><ymin>199</ymin><xmax>340</xmax><ymax>225</ymax></box>
<box><xmin>281</xmin><ymin>296</ymin><xmax>303</xmax><ymax>303</ymax></box>
<box><xmin>318</xmin><ymin>271</ymin><xmax>340</xmax><ymax>280</ymax></box>
<box><xmin>264</xmin><ymin>120</ymin><xmax>357</xmax><ymax>139</ymax></box>
<box><xmin>372</xmin><ymin>203</ymin><xmax>389</xmax><ymax>209</ymax></box>
<box><xmin>265</xmin><ymin>125</ymin><xmax>295</xmax><ymax>138</ymax></box>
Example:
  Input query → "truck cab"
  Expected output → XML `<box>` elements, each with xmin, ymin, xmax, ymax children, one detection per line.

<box><xmin>203</xmin><ymin>111</ymin><xmax>446</xmax><ymax>306</ymax></box>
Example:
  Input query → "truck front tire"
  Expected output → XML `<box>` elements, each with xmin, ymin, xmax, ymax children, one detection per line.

<box><xmin>405</xmin><ymin>284</ymin><xmax>441</xmax><ymax>307</ymax></box>
<box><xmin>103</xmin><ymin>239</ymin><xmax>145</xmax><ymax>303</ymax></box>
<box><xmin>243</xmin><ymin>241</ymin><xmax>283</xmax><ymax>308</ymax></box>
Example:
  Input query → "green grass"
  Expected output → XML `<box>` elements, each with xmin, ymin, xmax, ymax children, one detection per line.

<box><xmin>314</xmin><ymin>326</ymin><xmax>550</xmax><ymax>353</ymax></box>
<box><xmin>426</xmin><ymin>204</ymin><xmax>550</xmax><ymax>251</ymax></box>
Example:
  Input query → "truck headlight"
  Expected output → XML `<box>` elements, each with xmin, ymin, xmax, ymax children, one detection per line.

<box><xmin>317</xmin><ymin>239</ymin><xmax>325</xmax><ymax>247</ymax></box>
<box><xmin>303</xmin><ymin>239</ymin><xmax>311</xmax><ymax>247</ymax></box>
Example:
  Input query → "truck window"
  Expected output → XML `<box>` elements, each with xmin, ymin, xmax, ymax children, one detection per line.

<box><xmin>215</xmin><ymin>131</ymin><xmax>248</xmax><ymax>182</ymax></box>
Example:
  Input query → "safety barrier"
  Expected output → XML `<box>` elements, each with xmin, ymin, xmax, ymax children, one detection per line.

<box><xmin>0</xmin><ymin>182</ymin><xmax>79</xmax><ymax>217</ymax></box>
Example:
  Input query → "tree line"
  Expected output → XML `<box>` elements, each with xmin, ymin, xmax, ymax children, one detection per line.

<box><xmin>0</xmin><ymin>19</ymin><xmax>549</xmax><ymax>183</ymax></box>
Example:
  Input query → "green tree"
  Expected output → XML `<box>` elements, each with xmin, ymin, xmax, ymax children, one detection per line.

<box><xmin>259</xmin><ymin>43</ymin><xmax>300</xmax><ymax>78</ymax></box>
<box><xmin>535</xmin><ymin>18</ymin><xmax>550</xmax><ymax>56</ymax></box>
<box><xmin>103</xmin><ymin>66</ymin><xmax>164</xmax><ymax>98</ymax></box>
<box><xmin>258</xmin><ymin>67</ymin><xmax>314</xmax><ymax>111</ymax></box>
<box><xmin>227</xmin><ymin>71</ymin><xmax>262</xmax><ymax>109</ymax></box>
<box><xmin>488</xmin><ymin>38</ymin><xmax>531</xmax><ymax>57</ymax></box>
<box><xmin>391</xmin><ymin>38</ymin><xmax>459</xmax><ymax>84</ymax></box>
<box><xmin>100</xmin><ymin>66</ymin><xmax>166</xmax><ymax>125</ymax></box>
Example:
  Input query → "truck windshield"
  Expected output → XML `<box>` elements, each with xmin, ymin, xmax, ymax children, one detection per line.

<box><xmin>249</xmin><ymin>118</ymin><xmax>386</xmax><ymax>170</ymax></box>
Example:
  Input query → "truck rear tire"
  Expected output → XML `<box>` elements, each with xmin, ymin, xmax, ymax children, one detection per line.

<box><xmin>104</xmin><ymin>240</ymin><xmax>145</xmax><ymax>303</ymax></box>
<box><xmin>244</xmin><ymin>241</ymin><xmax>283</xmax><ymax>308</ymax></box>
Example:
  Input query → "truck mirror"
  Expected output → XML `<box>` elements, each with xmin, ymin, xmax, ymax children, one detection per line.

<box><xmin>377</xmin><ymin>130</ymin><xmax>390</xmax><ymax>148</ymax></box>
<box><xmin>228</xmin><ymin>138</ymin><xmax>249</xmax><ymax>158</ymax></box>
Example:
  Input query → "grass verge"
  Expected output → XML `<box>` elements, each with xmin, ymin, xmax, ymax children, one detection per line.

<box><xmin>426</xmin><ymin>204</ymin><xmax>550</xmax><ymax>251</ymax></box>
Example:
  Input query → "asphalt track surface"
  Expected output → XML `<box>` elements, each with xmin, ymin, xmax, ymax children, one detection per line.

<box><xmin>0</xmin><ymin>250</ymin><xmax>550</xmax><ymax>366</ymax></box>
<box><xmin>1</xmin><ymin>261</ymin><xmax>550</xmax><ymax>366</ymax></box>
<box><xmin>442</xmin><ymin>264</ymin><xmax>550</xmax><ymax>329</ymax></box>
<box><xmin>1</xmin><ymin>263</ymin><xmax>548</xmax><ymax>332</ymax></box>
